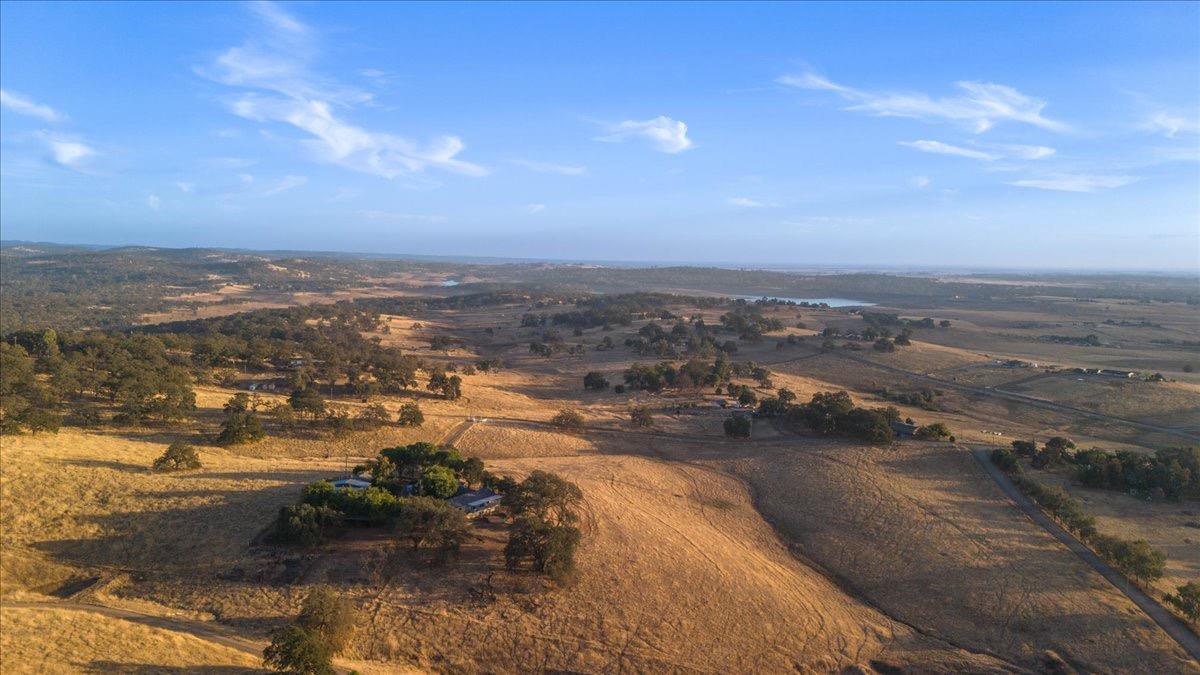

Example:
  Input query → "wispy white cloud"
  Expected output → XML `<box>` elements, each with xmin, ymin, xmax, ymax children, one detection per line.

<box><xmin>900</xmin><ymin>139</ymin><xmax>1055</xmax><ymax>162</ymax></box>
<box><xmin>900</xmin><ymin>140</ymin><xmax>997</xmax><ymax>161</ymax></box>
<box><xmin>526</xmin><ymin>203</ymin><xmax>547</xmax><ymax>213</ymax></box>
<box><xmin>0</xmin><ymin>90</ymin><xmax>65</xmax><ymax>122</ymax></box>
<box><xmin>262</xmin><ymin>174</ymin><xmax>307</xmax><ymax>196</ymax></box>
<box><xmin>1008</xmin><ymin>173</ymin><xmax>1138</xmax><ymax>193</ymax></box>
<box><xmin>1144</xmin><ymin>111</ymin><xmax>1200</xmax><ymax>138</ymax></box>
<box><xmin>727</xmin><ymin>196</ymin><xmax>776</xmax><ymax>208</ymax></box>
<box><xmin>36</xmin><ymin>132</ymin><xmax>96</xmax><ymax>170</ymax></box>
<box><xmin>206</xmin><ymin>156</ymin><xmax>257</xmax><ymax>169</ymax></box>
<box><xmin>239</xmin><ymin>173</ymin><xmax>255</xmax><ymax>184</ymax></box>
<box><xmin>147</xmin><ymin>194</ymin><xmax>161</xmax><ymax>210</ymax></box>
<box><xmin>595</xmin><ymin>116</ymin><xmax>694</xmax><ymax>153</ymax></box>
<box><xmin>249</xmin><ymin>0</ymin><xmax>308</xmax><ymax>35</ymax></box>
<box><xmin>512</xmin><ymin>159</ymin><xmax>586</xmax><ymax>175</ymax></box>
<box><xmin>359</xmin><ymin>68</ymin><xmax>398</xmax><ymax>86</ymax></box>
<box><xmin>910</xmin><ymin>175</ymin><xmax>931</xmax><ymax>188</ymax></box>
<box><xmin>176</xmin><ymin>181</ymin><xmax>195</xmax><ymax>193</ymax></box>
<box><xmin>994</xmin><ymin>143</ymin><xmax>1056</xmax><ymax>160</ymax></box>
<box><xmin>360</xmin><ymin>209</ymin><xmax>447</xmax><ymax>223</ymax></box>
<box><xmin>779</xmin><ymin>70</ymin><xmax>1069</xmax><ymax>133</ymax></box>
<box><xmin>199</xmin><ymin>1</ymin><xmax>486</xmax><ymax>179</ymax></box>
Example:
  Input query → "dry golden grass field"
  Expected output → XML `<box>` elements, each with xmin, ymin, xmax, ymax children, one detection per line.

<box><xmin>2</xmin><ymin>292</ymin><xmax>1197</xmax><ymax>673</ymax></box>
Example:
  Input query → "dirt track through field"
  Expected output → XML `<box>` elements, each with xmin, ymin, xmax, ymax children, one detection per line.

<box><xmin>970</xmin><ymin>447</ymin><xmax>1200</xmax><ymax>663</ymax></box>
<box><xmin>826</xmin><ymin>351</ymin><xmax>1200</xmax><ymax>443</ymax></box>
<box><xmin>0</xmin><ymin>599</ymin><xmax>383</xmax><ymax>674</ymax></box>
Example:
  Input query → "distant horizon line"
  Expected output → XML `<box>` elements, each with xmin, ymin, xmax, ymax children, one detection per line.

<box><xmin>3</xmin><ymin>238</ymin><xmax>1197</xmax><ymax>277</ymax></box>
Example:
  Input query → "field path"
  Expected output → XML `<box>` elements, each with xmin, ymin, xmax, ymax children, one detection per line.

<box><xmin>439</xmin><ymin>417</ymin><xmax>476</xmax><ymax>445</ymax></box>
<box><xmin>969</xmin><ymin>447</ymin><xmax>1200</xmax><ymax>663</ymax></box>
<box><xmin>823</xmin><ymin>351</ymin><xmax>1200</xmax><ymax>443</ymax></box>
<box><xmin>2</xmin><ymin>599</ymin><xmax>265</xmax><ymax>657</ymax></box>
<box><xmin>0</xmin><ymin>599</ymin><xmax>386</xmax><ymax>674</ymax></box>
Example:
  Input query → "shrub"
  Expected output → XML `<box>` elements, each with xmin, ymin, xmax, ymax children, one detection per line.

<box><xmin>583</xmin><ymin>371</ymin><xmax>610</xmax><ymax>391</ymax></box>
<box><xmin>152</xmin><ymin>442</ymin><xmax>202</xmax><ymax>472</ymax></box>
<box><xmin>271</xmin><ymin>402</ymin><xmax>299</xmax><ymax>431</ymax></box>
<box><xmin>550</xmin><ymin>409</ymin><xmax>585</xmax><ymax>432</ymax></box>
<box><xmin>302</xmin><ymin>483</ymin><xmax>402</xmax><ymax>525</ymax></box>
<box><xmin>990</xmin><ymin>447</ymin><xmax>1020</xmax><ymax>472</ymax></box>
<box><xmin>396</xmin><ymin>402</ymin><xmax>424</xmax><ymax>427</ymax></box>
<box><xmin>723</xmin><ymin>414</ymin><xmax>752</xmax><ymax>438</ymax></box>
<box><xmin>21</xmin><ymin>408</ymin><xmax>61</xmax><ymax>434</ymax></box>
<box><xmin>1165</xmin><ymin>581</ymin><xmax>1200</xmax><ymax>623</ymax></box>
<box><xmin>263</xmin><ymin>625</ymin><xmax>333</xmax><ymax>675</ymax></box>
<box><xmin>914</xmin><ymin>422</ymin><xmax>952</xmax><ymax>440</ymax></box>
<box><xmin>1011</xmin><ymin>440</ymin><xmax>1037</xmax><ymax>457</ymax></box>
<box><xmin>629</xmin><ymin>407</ymin><xmax>654</xmax><ymax>428</ymax></box>
<box><xmin>270</xmin><ymin>503</ymin><xmax>341</xmax><ymax>547</ymax></box>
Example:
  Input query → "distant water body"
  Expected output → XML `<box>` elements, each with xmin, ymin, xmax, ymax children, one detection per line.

<box><xmin>734</xmin><ymin>295</ymin><xmax>874</xmax><ymax>307</ymax></box>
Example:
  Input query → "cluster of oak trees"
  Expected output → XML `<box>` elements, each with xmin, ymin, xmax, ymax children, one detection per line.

<box><xmin>1</xmin><ymin>302</ymin><xmax>465</xmax><ymax>442</ymax></box>
<box><xmin>271</xmin><ymin>443</ymin><xmax>585</xmax><ymax>585</ymax></box>
<box><xmin>1009</xmin><ymin>438</ymin><xmax>1199</xmax><ymax>502</ymax></box>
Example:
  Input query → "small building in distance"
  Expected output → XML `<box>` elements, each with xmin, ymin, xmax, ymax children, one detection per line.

<box><xmin>330</xmin><ymin>477</ymin><xmax>373</xmax><ymax>490</ymax></box>
<box><xmin>448</xmin><ymin>487</ymin><xmax>503</xmax><ymax>517</ymax></box>
<box><xmin>890</xmin><ymin>421</ymin><xmax>918</xmax><ymax>438</ymax></box>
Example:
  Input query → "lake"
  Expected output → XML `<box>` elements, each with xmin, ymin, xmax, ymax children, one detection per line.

<box><xmin>733</xmin><ymin>295</ymin><xmax>875</xmax><ymax>307</ymax></box>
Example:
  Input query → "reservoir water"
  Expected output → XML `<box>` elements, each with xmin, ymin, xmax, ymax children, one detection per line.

<box><xmin>734</xmin><ymin>295</ymin><xmax>874</xmax><ymax>307</ymax></box>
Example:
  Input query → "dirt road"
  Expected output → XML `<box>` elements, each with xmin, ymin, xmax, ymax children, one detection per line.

<box><xmin>0</xmin><ymin>599</ymin><xmax>373</xmax><ymax>674</ymax></box>
<box><xmin>827</xmin><ymin>351</ymin><xmax>1200</xmax><ymax>443</ymax></box>
<box><xmin>969</xmin><ymin>447</ymin><xmax>1200</xmax><ymax>663</ymax></box>
<box><xmin>2</xmin><ymin>599</ymin><xmax>266</xmax><ymax>658</ymax></box>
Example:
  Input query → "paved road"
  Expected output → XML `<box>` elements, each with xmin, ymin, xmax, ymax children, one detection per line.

<box><xmin>969</xmin><ymin>447</ymin><xmax>1200</xmax><ymax>663</ymax></box>
<box><xmin>822</xmin><ymin>351</ymin><xmax>1200</xmax><ymax>443</ymax></box>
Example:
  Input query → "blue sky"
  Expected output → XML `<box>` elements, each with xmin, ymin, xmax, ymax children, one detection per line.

<box><xmin>1</xmin><ymin>1</ymin><xmax>1198</xmax><ymax>269</ymax></box>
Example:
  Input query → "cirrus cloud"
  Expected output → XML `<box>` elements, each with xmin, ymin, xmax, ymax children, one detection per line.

<box><xmin>1008</xmin><ymin>173</ymin><xmax>1138</xmax><ymax>193</ymax></box>
<box><xmin>198</xmin><ymin>2</ymin><xmax>486</xmax><ymax>180</ymax></box>
<box><xmin>779</xmin><ymin>70</ymin><xmax>1070</xmax><ymax>133</ymax></box>
<box><xmin>512</xmin><ymin>159</ymin><xmax>586</xmax><ymax>175</ymax></box>
<box><xmin>727</xmin><ymin>196</ymin><xmax>776</xmax><ymax>208</ymax></box>
<box><xmin>0</xmin><ymin>89</ymin><xmax>65</xmax><ymax>122</ymax></box>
